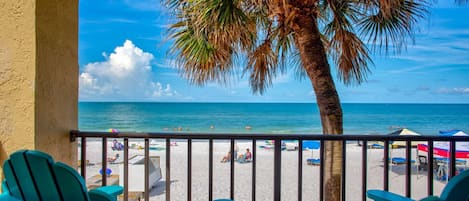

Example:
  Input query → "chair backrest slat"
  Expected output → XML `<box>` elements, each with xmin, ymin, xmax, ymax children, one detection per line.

<box><xmin>25</xmin><ymin>151</ymin><xmax>63</xmax><ymax>201</ymax></box>
<box><xmin>3</xmin><ymin>159</ymin><xmax>24</xmax><ymax>199</ymax></box>
<box><xmin>53</xmin><ymin>162</ymin><xmax>90</xmax><ymax>201</ymax></box>
<box><xmin>8</xmin><ymin>151</ymin><xmax>41</xmax><ymax>201</ymax></box>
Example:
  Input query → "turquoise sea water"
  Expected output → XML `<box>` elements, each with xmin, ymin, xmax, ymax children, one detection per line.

<box><xmin>79</xmin><ymin>102</ymin><xmax>469</xmax><ymax>135</ymax></box>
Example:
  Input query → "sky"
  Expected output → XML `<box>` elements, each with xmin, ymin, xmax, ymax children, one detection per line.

<box><xmin>78</xmin><ymin>1</ymin><xmax>469</xmax><ymax>103</ymax></box>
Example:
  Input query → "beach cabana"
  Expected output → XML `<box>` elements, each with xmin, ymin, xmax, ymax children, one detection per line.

<box><xmin>417</xmin><ymin>130</ymin><xmax>469</xmax><ymax>159</ymax></box>
<box><xmin>417</xmin><ymin>130</ymin><xmax>469</xmax><ymax>181</ymax></box>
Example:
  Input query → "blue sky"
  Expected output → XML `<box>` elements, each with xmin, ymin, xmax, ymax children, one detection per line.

<box><xmin>79</xmin><ymin>1</ymin><xmax>469</xmax><ymax>103</ymax></box>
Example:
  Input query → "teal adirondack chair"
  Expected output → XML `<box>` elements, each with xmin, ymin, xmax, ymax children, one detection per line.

<box><xmin>367</xmin><ymin>169</ymin><xmax>469</xmax><ymax>201</ymax></box>
<box><xmin>0</xmin><ymin>150</ymin><xmax>123</xmax><ymax>201</ymax></box>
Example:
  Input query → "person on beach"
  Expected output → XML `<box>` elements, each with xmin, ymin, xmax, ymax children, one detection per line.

<box><xmin>107</xmin><ymin>153</ymin><xmax>119</xmax><ymax>163</ymax></box>
<box><xmin>234</xmin><ymin>143</ymin><xmax>239</xmax><ymax>161</ymax></box>
<box><xmin>221</xmin><ymin>151</ymin><xmax>231</xmax><ymax>163</ymax></box>
<box><xmin>238</xmin><ymin>148</ymin><xmax>252</xmax><ymax>163</ymax></box>
<box><xmin>111</xmin><ymin>139</ymin><xmax>123</xmax><ymax>151</ymax></box>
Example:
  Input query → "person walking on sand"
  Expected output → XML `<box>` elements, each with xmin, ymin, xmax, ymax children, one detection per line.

<box><xmin>221</xmin><ymin>151</ymin><xmax>231</xmax><ymax>163</ymax></box>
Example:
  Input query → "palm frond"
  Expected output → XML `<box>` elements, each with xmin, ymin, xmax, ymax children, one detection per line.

<box><xmin>245</xmin><ymin>41</ymin><xmax>278</xmax><ymax>94</ymax></box>
<box><xmin>330</xmin><ymin>30</ymin><xmax>372</xmax><ymax>85</ymax></box>
<box><xmin>357</xmin><ymin>0</ymin><xmax>429</xmax><ymax>54</ymax></box>
<box><xmin>197</xmin><ymin>0</ymin><xmax>257</xmax><ymax>51</ymax></box>
<box><xmin>169</xmin><ymin>16</ymin><xmax>234</xmax><ymax>85</ymax></box>
<box><xmin>290</xmin><ymin>49</ymin><xmax>307</xmax><ymax>81</ymax></box>
<box><xmin>322</xmin><ymin>0</ymin><xmax>371</xmax><ymax>84</ymax></box>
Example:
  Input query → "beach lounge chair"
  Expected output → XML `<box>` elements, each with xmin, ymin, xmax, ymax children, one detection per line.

<box><xmin>119</xmin><ymin>155</ymin><xmax>162</xmax><ymax>192</ymax></box>
<box><xmin>0</xmin><ymin>150</ymin><xmax>123</xmax><ymax>201</ymax></box>
<box><xmin>391</xmin><ymin>157</ymin><xmax>415</xmax><ymax>165</ymax></box>
<box><xmin>307</xmin><ymin>158</ymin><xmax>320</xmax><ymax>166</ymax></box>
<box><xmin>367</xmin><ymin>169</ymin><xmax>469</xmax><ymax>201</ymax></box>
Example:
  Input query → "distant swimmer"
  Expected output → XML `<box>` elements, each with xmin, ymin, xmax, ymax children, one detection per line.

<box><xmin>245</xmin><ymin>125</ymin><xmax>252</xmax><ymax>130</ymax></box>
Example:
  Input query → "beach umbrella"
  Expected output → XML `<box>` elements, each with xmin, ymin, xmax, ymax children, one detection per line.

<box><xmin>439</xmin><ymin>129</ymin><xmax>468</xmax><ymax>136</ymax></box>
<box><xmin>303</xmin><ymin>140</ymin><xmax>320</xmax><ymax>160</ymax></box>
<box><xmin>388</xmin><ymin>128</ymin><xmax>421</xmax><ymax>147</ymax></box>
<box><xmin>302</xmin><ymin>140</ymin><xmax>320</xmax><ymax>150</ymax></box>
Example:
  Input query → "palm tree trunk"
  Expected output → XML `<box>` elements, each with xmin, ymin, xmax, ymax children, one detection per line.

<box><xmin>290</xmin><ymin>5</ymin><xmax>344</xmax><ymax>201</ymax></box>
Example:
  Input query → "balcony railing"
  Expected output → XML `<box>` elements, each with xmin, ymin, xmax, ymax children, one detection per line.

<box><xmin>70</xmin><ymin>131</ymin><xmax>469</xmax><ymax>201</ymax></box>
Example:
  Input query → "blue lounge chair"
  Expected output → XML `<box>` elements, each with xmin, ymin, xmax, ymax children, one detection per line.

<box><xmin>367</xmin><ymin>169</ymin><xmax>469</xmax><ymax>201</ymax></box>
<box><xmin>391</xmin><ymin>157</ymin><xmax>415</xmax><ymax>165</ymax></box>
<box><xmin>0</xmin><ymin>150</ymin><xmax>123</xmax><ymax>201</ymax></box>
<box><xmin>307</xmin><ymin>158</ymin><xmax>320</xmax><ymax>166</ymax></box>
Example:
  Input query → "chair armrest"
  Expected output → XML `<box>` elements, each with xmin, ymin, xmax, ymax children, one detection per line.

<box><xmin>92</xmin><ymin>185</ymin><xmax>123</xmax><ymax>197</ymax></box>
<box><xmin>0</xmin><ymin>193</ymin><xmax>21</xmax><ymax>201</ymax></box>
<box><xmin>2</xmin><ymin>181</ymin><xmax>8</xmax><ymax>193</ymax></box>
<box><xmin>89</xmin><ymin>189</ymin><xmax>115</xmax><ymax>201</ymax></box>
<box><xmin>367</xmin><ymin>190</ymin><xmax>415</xmax><ymax>201</ymax></box>
<box><xmin>419</xmin><ymin>196</ymin><xmax>440</xmax><ymax>201</ymax></box>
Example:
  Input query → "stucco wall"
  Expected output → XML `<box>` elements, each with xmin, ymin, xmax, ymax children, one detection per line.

<box><xmin>0</xmin><ymin>0</ymin><xmax>37</xmax><ymax>167</ymax></box>
<box><xmin>0</xmin><ymin>0</ymin><xmax>78</xmax><ymax>185</ymax></box>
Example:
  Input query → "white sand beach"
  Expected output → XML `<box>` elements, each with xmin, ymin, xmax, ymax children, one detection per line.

<box><xmin>79</xmin><ymin>140</ymin><xmax>452</xmax><ymax>201</ymax></box>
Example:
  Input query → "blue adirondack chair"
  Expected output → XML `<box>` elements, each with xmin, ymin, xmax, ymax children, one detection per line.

<box><xmin>367</xmin><ymin>169</ymin><xmax>469</xmax><ymax>201</ymax></box>
<box><xmin>0</xmin><ymin>150</ymin><xmax>123</xmax><ymax>201</ymax></box>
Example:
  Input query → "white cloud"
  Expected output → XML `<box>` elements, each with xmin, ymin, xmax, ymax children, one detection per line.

<box><xmin>437</xmin><ymin>87</ymin><xmax>469</xmax><ymax>95</ymax></box>
<box><xmin>79</xmin><ymin>40</ymin><xmax>177</xmax><ymax>100</ymax></box>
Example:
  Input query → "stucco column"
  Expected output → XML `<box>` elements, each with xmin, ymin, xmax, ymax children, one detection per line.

<box><xmin>0</xmin><ymin>0</ymin><xmax>78</xmax><ymax>181</ymax></box>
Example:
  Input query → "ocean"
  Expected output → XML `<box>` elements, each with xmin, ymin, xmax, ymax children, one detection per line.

<box><xmin>78</xmin><ymin>102</ymin><xmax>469</xmax><ymax>135</ymax></box>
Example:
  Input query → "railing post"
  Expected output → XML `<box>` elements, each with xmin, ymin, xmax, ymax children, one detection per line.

<box><xmin>102</xmin><ymin>137</ymin><xmax>108</xmax><ymax>186</ymax></box>
<box><xmin>166</xmin><ymin>138</ymin><xmax>171</xmax><ymax>201</ymax></box>
<box><xmin>362</xmin><ymin>140</ymin><xmax>367</xmax><ymax>201</ymax></box>
<box><xmin>274</xmin><ymin>139</ymin><xmax>281</xmax><ymax>201</ymax></box>
<box><xmin>298</xmin><ymin>139</ymin><xmax>303</xmax><ymax>201</ymax></box>
<box><xmin>320</xmin><ymin>140</ymin><xmax>325</xmax><ymax>201</ymax></box>
<box><xmin>428</xmin><ymin>140</ymin><xmax>434</xmax><ymax>196</ymax></box>
<box><xmin>450</xmin><ymin>140</ymin><xmax>456</xmax><ymax>179</ymax></box>
<box><xmin>230</xmin><ymin>139</ymin><xmax>235</xmax><ymax>200</ymax></box>
<box><xmin>123</xmin><ymin>138</ymin><xmax>129</xmax><ymax>201</ymax></box>
<box><xmin>341</xmin><ymin>140</ymin><xmax>346</xmax><ymax>201</ymax></box>
<box><xmin>80</xmin><ymin>137</ymin><xmax>87</xmax><ymax>178</ymax></box>
<box><xmin>209</xmin><ymin>138</ymin><xmax>213</xmax><ymax>201</ymax></box>
<box><xmin>405</xmin><ymin>140</ymin><xmax>411</xmax><ymax>198</ymax></box>
<box><xmin>383</xmin><ymin>140</ymin><xmax>389</xmax><ymax>191</ymax></box>
<box><xmin>252</xmin><ymin>140</ymin><xmax>256</xmax><ymax>201</ymax></box>
<box><xmin>144</xmin><ymin>139</ymin><xmax>150</xmax><ymax>201</ymax></box>
<box><xmin>188</xmin><ymin>139</ymin><xmax>192</xmax><ymax>201</ymax></box>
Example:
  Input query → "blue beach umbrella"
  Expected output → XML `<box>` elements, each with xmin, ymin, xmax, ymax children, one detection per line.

<box><xmin>303</xmin><ymin>141</ymin><xmax>321</xmax><ymax>165</ymax></box>
<box><xmin>302</xmin><ymin>140</ymin><xmax>320</xmax><ymax>150</ymax></box>
<box><xmin>439</xmin><ymin>129</ymin><xmax>468</xmax><ymax>136</ymax></box>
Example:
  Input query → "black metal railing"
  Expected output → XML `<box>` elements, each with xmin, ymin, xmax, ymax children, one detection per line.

<box><xmin>70</xmin><ymin>131</ymin><xmax>469</xmax><ymax>201</ymax></box>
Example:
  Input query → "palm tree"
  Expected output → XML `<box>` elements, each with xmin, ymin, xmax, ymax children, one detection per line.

<box><xmin>164</xmin><ymin>0</ymin><xmax>429</xmax><ymax>200</ymax></box>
